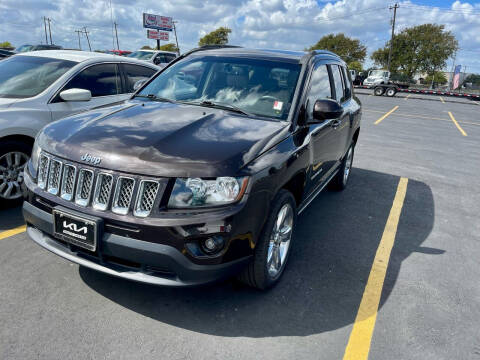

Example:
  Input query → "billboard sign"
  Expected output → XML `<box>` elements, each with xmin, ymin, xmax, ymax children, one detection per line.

<box><xmin>143</xmin><ymin>13</ymin><xmax>173</xmax><ymax>31</ymax></box>
<box><xmin>147</xmin><ymin>29</ymin><xmax>169</xmax><ymax>41</ymax></box>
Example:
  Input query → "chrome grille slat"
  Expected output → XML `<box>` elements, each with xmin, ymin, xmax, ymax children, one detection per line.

<box><xmin>37</xmin><ymin>155</ymin><xmax>50</xmax><ymax>189</ymax></box>
<box><xmin>60</xmin><ymin>164</ymin><xmax>76</xmax><ymax>201</ymax></box>
<box><xmin>93</xmin><ymin>173</ymin><xmax>113</xmax><ymax>211</ymax></box>
<box><xmin>47</xmin><ymin>159</ymin><xmax>62</xmax><ymax>195</ymax></box>
<box><xmin>134</xmin><ymin>180</ymin><xmax>160</xmax><ymax>217</ymax></box>
<box><xmin>112</xmin><ymin>177</ymin><xmax>135</xmax><ymax>215</ymax></box>
<box><xmin>75</xmin><ymin>169</ymin><xmax>94</xmax><ymax>206</ymax></box>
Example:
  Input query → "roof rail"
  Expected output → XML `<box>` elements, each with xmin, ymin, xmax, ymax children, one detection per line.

<box><xmin>310</xmin><ymin>49</ymin><xmax>340</xmax><ymax>58</ymax></box>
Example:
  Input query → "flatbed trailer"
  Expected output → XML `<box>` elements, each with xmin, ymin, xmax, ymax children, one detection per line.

<box><xmin>355</xmin><ymin>84</ymin><xmax>480</xmax><ymax>101</ymax></box>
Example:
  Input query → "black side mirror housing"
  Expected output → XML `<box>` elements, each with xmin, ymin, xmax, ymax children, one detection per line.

<box><xmin>311</xmin><ymin>99</ymin><xmax>343</xmax><ymax>123</ymax></box>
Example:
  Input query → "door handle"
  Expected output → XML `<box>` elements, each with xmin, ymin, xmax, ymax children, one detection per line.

<box><xmin>331</xmin><ymin>119</ymin><xmax>341</xmax><ymax>128</ymax></box>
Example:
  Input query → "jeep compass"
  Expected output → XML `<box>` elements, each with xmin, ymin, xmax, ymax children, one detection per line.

<box><xmin>23</xmin><ymin>46</ymin><xmax>361</xmax><ymax>289</ymax></box>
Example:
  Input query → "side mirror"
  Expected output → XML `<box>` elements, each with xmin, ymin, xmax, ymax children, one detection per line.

<box><xmin>133</xmin><ymin>79</ymin><xmax>148</xmax><ymax>91</ymax></box>
<box><xmin>59</xmin><ymin>88</ymin><xmax>91</xmax><ymax>102</ymax></box>
<box><xmin>311</xmin><ymin>99</ymin><xmax>343</xmax><ymax>122</ymax></box>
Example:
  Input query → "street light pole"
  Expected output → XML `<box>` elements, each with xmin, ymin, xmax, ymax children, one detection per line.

<box><xmin>387</xmin><ymin>3</ymin><xmax>399</xmax><ymax>73</ymax></box>
<box><xmin>173</xmin><ymin>21</ymin><xmax>180</xmax><ymax>55</ymax></box>
<box><xmin>114</xmin><ymin>22</ymin><xmax>120</xmax><ymax>50</ymax></box>
<box><xmin>43</xmin><ymin>17</ymin><xmax>48</xmax><ymax>44</ymax></box>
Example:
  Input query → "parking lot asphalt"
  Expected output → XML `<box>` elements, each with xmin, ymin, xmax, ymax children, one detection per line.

<box><xmin>1</xmin><ymin>92</ymin><xmax>479</xmax><ymax>360</ymax></box>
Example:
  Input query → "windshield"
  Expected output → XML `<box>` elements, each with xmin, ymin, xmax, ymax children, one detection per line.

<box><xmin>369</xmin><ymin>70</ymin><xmax>386</xmax><ymax>77</ymax></box>
<box><xmin>0</xmin><ymin>56</ymin><xmax>75</xmax><ymax>98</ymax></box>
<box><xmin>138</xmin><ymin>56</ymin><xmax>301</xmax><ymax>120</ymax></box>
<box><xmin>128</xmin><ymin>51</ymin><xmax>154</xmax><ymax>60</ymax></box>
<box><xmin>15</xmin><ymin>45</ymin><xmax>33</xmax><ymax>53</ymax></box>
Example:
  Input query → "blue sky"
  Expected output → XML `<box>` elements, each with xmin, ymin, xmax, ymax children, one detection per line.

<box><xmin>1</xmin><ymin>0</ymin><xmax>480</xmax><ymax>73</ymax></box>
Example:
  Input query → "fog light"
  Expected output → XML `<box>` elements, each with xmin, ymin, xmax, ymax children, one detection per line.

<box><xmin>201</xmin><ymin>235</ymin><xmax>225</xmax><ymax>254</ymax></box>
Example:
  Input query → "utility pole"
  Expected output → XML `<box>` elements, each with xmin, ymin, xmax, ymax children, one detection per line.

<box><xmin>83</xmin><ymin>27</ymin><xmax>92</xmax><ymax>51</ymax></box>
<box><xmin>75</xmin><ymin>30</ymin><xmax>82</xmax><ymax>50</ymax></box>
<box><xmin>114</xmin><ymin>22</ymin><xmax>120</xmax><ymax>50</ymax></box>
<box><xmin>47</xmin><ymin>17</ymin><xmax>53</xmax><ymax>44</ymax></box>
<box><xmin>43</xmin><ymin>17</ymin><xmax>48</xmax><ymax>44</ymax></box>
<box><xmin>449</xmin><ymin>50</ymin><xmax>457</xmax><ymax>90</ymax></box>
<box><xmin>157</xmin><ymin>39</ymin><xmax>160</xmax><ymax>50</ymax></box>
<box><xmin>387</xmin><ymin>3</ymin><xmax>399</xmax><ymax>73</ymax></box>
<box><xmin>173</xmin><ymin>21</ymin><xmax>180</xmax><ymax>55</ymax></box>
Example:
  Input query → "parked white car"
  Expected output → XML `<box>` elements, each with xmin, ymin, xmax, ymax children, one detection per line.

<box><xmin>0</xmin><ymin>50</ymin><xmax>159</xmax><ymax>203</ymax></box>
<box><xmin>127</xmin><ymin>50</ymin><xmax>177</xmax><ymax>67</ymax></box>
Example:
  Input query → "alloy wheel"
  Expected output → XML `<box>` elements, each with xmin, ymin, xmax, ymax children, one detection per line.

<box><xmin>0</xmin><ymin>151</ymin><xmax>29</xmax><ymax>200</ymax></box>
<box><xmin>267</xmin><ymin>203</ymin><xmax>293</xmax><ymax>278</ymax></box>
<box><xmin>343</xmin><ymin>147</ymin><xmax>353</xmax><ymax>185</ymax></box>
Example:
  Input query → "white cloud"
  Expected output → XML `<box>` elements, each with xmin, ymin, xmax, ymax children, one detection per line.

<box><xmin>1</xmin><ymin>0</ymin><xmax>479</xmax><ymax>72</ymax></box>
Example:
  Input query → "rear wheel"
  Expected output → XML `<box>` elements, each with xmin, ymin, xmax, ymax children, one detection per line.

<box><xmin>238</xmin><ymin>189</ymin><xmax>297</xmax><ymax>290</ymax></box>
<box><xmin>0</xmin><ymin>140</ymin><xmax>31</xmax><ymax>205</ymax></box>
<box><xmin>386</xmin><ymin>87</ymin><xmax>397</xmax><ymax>97</ymax></box>
<box><xmin>374</xmin><ymin>86</ymin><xmax>385</xmax><ymax>96</ymax></box>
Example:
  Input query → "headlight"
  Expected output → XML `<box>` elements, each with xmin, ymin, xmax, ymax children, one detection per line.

<box><xmin>168</xmin><ymin>177</ymin><xmax>248</xmax><ymax>208</ymax></box>
<box><xmin>30</xmin><ymin>141</ymin><xmax>42</xmax><ymax>172</ymax></box>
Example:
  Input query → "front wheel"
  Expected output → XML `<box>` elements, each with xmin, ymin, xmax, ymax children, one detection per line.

<box><xmin>238</xmin><ymin>189</ymin><xmax>297</xmax><ymax>290</ymax></box>
<box><xmin>0</xmin><ymin>140</ymin><xmax>31</xmax><ymax>205</ymax></box>
<box><xmin>330</xmin><ymin>144</ymin><xmax>354</xmax><ymax>191</ymax></box>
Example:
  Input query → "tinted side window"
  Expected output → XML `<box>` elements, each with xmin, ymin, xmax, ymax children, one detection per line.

<box><xmin>122</xmin><ymin>64</ymin><xmax>156</xmax><ymax>92</ymax></box>
<box><xmin>305</xmin><ymin>64</ymin><xmax>332</xmax><ymax>120</ymax></box>
<box><xmin>331</xmin><ymin>65</ymin><xmax>345</xmax><ymax>102</ymax></box>
<box><xmin>341</xmin><ymin>66</ymin><xmax>352</xmax><ymax>100</ymax></box>
<box><xmin>63</xmin><ymin>64</ymin><xmax>120</xmax><ymax>97</ymax></box>
<box><xmin>165</xmin><ymin>54</ymin><xmax>176</xmax><ymax>63</ymax></box>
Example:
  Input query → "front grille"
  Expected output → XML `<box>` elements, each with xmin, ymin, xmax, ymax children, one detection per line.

<box><xmin>112</xmin><ymin>177</ymin><xmax>135</xmax><ymax>215</ymax></box>
<box><xmin>134</xmin><ymin>180</ymin><xmax>160</xmax><ymax>217</ymax></box>
<box><xmin>35</xmin><ymin>152</ymin><xmax>165</xmax><ymax>217</ymax></box>
<box><xmin>47</xmin><ymin>159</ymin><xmax>62</xmax><ymax>195</ymax></box>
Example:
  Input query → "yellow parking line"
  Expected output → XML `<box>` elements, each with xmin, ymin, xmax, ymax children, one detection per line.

<box><xmin>0</xmin><ymin>225</ymin><xmax>26</xmax><ymax>240</ymax></box>
<box><xmin>404</xmin><ymin>94</ymin><xmax>411</xmax><ymax>100</ymax></box>
<box><xmin>364</xmin><ymin>109</ymin><xmax>480</xmax><ymax>127</ymax></box>
<box><xmin>439</xmin><ymin>97</ymin><xmax>445</xmax><ymax>104</ymax></box>
<box><xmin>343</xmin><ymin>177</ymin><xmax>408</xmax><ymax>360</ymax></box>
<box><xmin>448</xmin><ymin>111</ymin><xmax>467</xmax><ymax>136</ymax></box>
<box><xmin>374</xmin><ymin>106</ymin><xmax>399</xmax><ymax>125</ymax></box>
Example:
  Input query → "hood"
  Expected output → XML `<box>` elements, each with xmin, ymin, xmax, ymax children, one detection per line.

<box><xmin>39</xmin><ymin>100</ymin><xmax>290</xmax><ymax>178</ymax></box>
<box><xmin>0</xmin><ymin>98</ymin><xmax>20</xmax><ymax>109</ymax></box>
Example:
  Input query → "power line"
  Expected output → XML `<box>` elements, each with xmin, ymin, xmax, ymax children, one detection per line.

<box><xmin>401</xmin><ymin>4</ymin><xmax>480</xmax><ymax>16</ymax></box>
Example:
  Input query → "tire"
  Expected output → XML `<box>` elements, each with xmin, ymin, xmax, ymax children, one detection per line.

<box><xmin>237</xmin><ymin>189</ymin><xmax>297</xmax><ymax>290</ymax></box>
<box><xmin>386</xmin><ymin>88</ymin><xmax>397</xmax><ymax>97</ymax></box>
<box><xmin>0</xmin><ymin>140</ymin><xmax>32</xmax><ymax>206</ymax></box>
<box><xmin>374</xmin><ymin>86</ymin><xmax>385</xmax><ymax>96</ymax></box>
<box><xmin>330</xmin><ymin>144</ymin><xmax>354</xmax><ymax>191</ymax></box>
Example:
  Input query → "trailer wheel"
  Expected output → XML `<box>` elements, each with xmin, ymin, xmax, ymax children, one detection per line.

<box><xmin>386</xmin><ymin>88</ymin><xmax>397</xmax><ymax>97</ymax></box>
<box><xmin>374</xmin><ymin>86</ymin><xmax>385</xmax><ymax>96</ymax></box>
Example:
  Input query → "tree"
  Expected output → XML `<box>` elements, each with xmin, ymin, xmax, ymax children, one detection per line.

<box><xmin>159</xmin><ymin>43</ymin><xmax>178</xmax><ymax>53</ymax></box>
<box><xmin>198</xmin><ymin>27</ymin><xmax>231</xmax><ymax>46</ymax></box>
<box><xmin>424</xmin><ymin>71</ymin><xmax>447</xmax><ymax>85</ymax></box>
<box><xmin>141</xmin><ymin>45</ymin><xmax>153</xmax><ymax>50</ymax></box>
<box><xmin>371</xmin><ymin>24</ymin><xmax>458</xmax><ymax>78</ymax></box>
<box><xmin>308</xmin><ymin>33</ymin><xmax>366</xmax><ymax>68</ymax></box>
<box><xmin>348</xmin><ymin>61</ymin><xmax>363</xmax><ymax>73</ymax></box>
<box><xmin>0</xmin><ymin>41</ymin><xmax>13</xmax><ymax>49</ymax></box>
<box><xmin>464</xmin><ymin>74</ymin><xmax>480</xmax><ymax>86</ymax></box>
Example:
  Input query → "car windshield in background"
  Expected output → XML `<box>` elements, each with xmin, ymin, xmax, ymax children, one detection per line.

<box><xmin>15</xmin><ymin>45</ymin><xmax>33</xmax><ymax>53</ymax></box>
<box><xmin>138</xmin><ymin>56</ymin><xmax>301</xmax><ymax>120</ymax></box>
<box><xmin>0</xmin><ymin>56</ymin><xmax>75</xmax><ymax>98</ymax></box>
<box><xmin>127</xmin><ymin>51</ymin><xmax>154</xmax><ymax>60</ymax></box>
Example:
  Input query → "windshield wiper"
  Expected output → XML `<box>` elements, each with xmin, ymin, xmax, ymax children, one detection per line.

<box><xmin>134</xmin><ymin>94</ymin><xmax>176</xmax><ymax>103</ymax></box>
<box><xmin>191</xmin><ymin>100</ymin><xmax>253</xmax><ymax>116</ymax></box>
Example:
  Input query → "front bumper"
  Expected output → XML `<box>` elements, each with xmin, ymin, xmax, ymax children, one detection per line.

<box><xmin>23</xmin><ymin>200</ymin><xmax>251</xmax><ymax>286</ymax></box>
